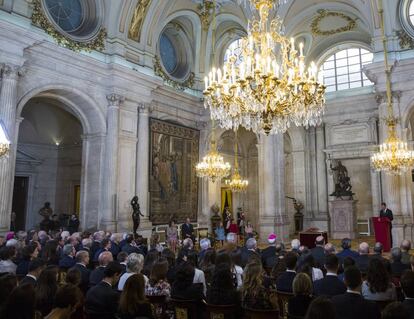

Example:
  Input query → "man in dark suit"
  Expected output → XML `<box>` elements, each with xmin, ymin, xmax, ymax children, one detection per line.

<box><xmin>59</xmin><ymin>244</ymin><xmax>76</xmax><ymax>270</ymax></box>
<box><xmin>356</xmin><ymin>242</ymin><xmax>370</xmax><ymax>275</ymax></box>
<box><xmin>71</xmin><ymin>250</ymin><xmax>91</xmax><ymax>293</ymax></box>
<box><xmin>380</xmin><ymin>202</ymin><xmax>393</xmax><ymax>246</ymax></box>
<box><xmin>401</xmin><ymin>240</ymin><xmax>412</xmax><ymax>265</ymax></box>
<box><xmin>311</xmin><ymin>235</ymin><xmax>326</xmax><ymax>268</ymax></box>
<box><xmin>314</xmin><ymin>254</ymin><xmax>346</xmax><ymax>297</ymax></box>
<box><xmin>401</xmin><ymin>270</ymin><xmax>414</xmax><ymax>319</ymax></box>
<box><xmin>90</xmin><ymin>231</ymin><xmax>104</xmax><ymax>260</ymax></box>
<box><xmin>332</xmin><ymin>266</ymin><xmax>381</xmax><ymax>319</ymax></box>
<box><xmin>391</xmin><ymin>247</ymin><xmax>410</xmax><ymax>277</ymax></box>
<box><xmin>241</xmin><ymin>238</ymin><xmax>261</xmax><ymax>268</ymax></box>
<box><xmin>89</xmin><ymin>251</ymin><xmax>113</xmax><ymax>287</ymax></box>
<box><xmin>261</xmin><ymin>233</ymin><xmax>277</xmax><ymax>268</ymax></box>
<box><xmin>181</xmin><ymin>217</ymin><xmax>195</xmax><ymax>243</ymax></box>
<box><xmin>93</xmin><ymin>238</ymin><xmax>112</xmax><ymax>262</ymax></box>
<box><xmin>121</xmin><ymin>234</ymin><xmax>141</xmax><ymax>255</ymax></box>
<box><xmin>369</xmin><ymin>242</ymin><xmax>387</xmax><ymax>264</ymax></box>
<box><xmin>276</xmin><ymin>252</ymin><xmax>297</xmax><ymax>292</ymax></box>
<box><xmin>336</xmin><ymin>238</ymin><xmax>359</xmax><ymax>262</ymax></box>
<box><xmin>85</xmin><ymin>261</ymin><xmax>122</xmax><ymax>319</ymax></box>
<box><xmin>19</xmin><ymin>258</ymin><xmax>45</xmax><ymax>287</ymax></box>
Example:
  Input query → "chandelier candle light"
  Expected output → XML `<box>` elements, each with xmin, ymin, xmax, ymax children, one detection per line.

<box><xmin>203</xmin><ymin>0</ymin><xmax>326</xmax><ymax>135</ymax></box>
<box><xmin>225</xmin><ymin>130</ymin><xmax>249</xmax><ymax>192</ymax></box>
<box><xmin>370</xmin><ymin>0</ymin><xmax>414</xmax><ymax>174</ymax></box>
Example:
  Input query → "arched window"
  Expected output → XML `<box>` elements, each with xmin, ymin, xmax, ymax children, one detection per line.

<box><xmin>410</xmin><ymin>0</ymin><xmax>414</xmax><ymax>25</ymax></box>
<box><xmin>399</xmin><ymin>0</ymin><xmax>414</xmax><ymax>38</ymax></box>
<box><xmin>224</xmin><ymin>39</ymin><xmax>244</xmax><ymax>66</ymax></box>
<box><xmin>321</xmin><ymin>48</ymin><xmax>373</xmax><ymax>92</ymax></box>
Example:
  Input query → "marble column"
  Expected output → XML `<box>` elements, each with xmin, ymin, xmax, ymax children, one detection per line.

<box><xmin>0</xmin><ymin>64</ymin><xmax>24</xmax><ymax>233</ymax></box>
<box><xmin>135</xmin><ymin>103</ymin><xmax>151</xmax><ymax>229</ymax></box>
<box><xmin>100</xmin><ymin>93</ymin><xmax>123</xmax><ymax>230</ymax></box>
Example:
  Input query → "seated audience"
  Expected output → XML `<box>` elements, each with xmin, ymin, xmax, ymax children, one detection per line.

<box><xmin>338</xmin><ymin>256</ymin><xmax>355</xmax><ymax>282</ymax></box>
<box><xmin>391</xmin><ymin>247</ymin><xmax>410</xmax><ymax>277</ymax></box>
<box><xmin>0</xmin><ymin>282</ymin><xmax>41</xmax><ymax>318</ymax></box>
<box><xmin>291</xmin><ymin>238</ymin><xmax>301</xmax><ymax>254</ymax></box>
<box><xmin>44</xmin><ymin>284</ymin><xmax>82</xmax><ymax>319</ymax></box>
<box><xmin>336</xmin><ymin>238</ymin><xmax>359</xmax><ymax>262</ymax></box>
<box><xmin>117</xmin><ymin>251</ymin><xmax>128</xmax><ymax>273</ymax></box>
<box><xmin>382</xmin><ymin>301</ymin><xmax>410</xmax><ymax>319</ymax></box>
<box><xmin>370</xmin><ymin>242</ymin><xmax>387</xmax><ymax>263</ymax></box>
<box><xmin>356</xmin><ymin>242</ymin><xmax>370</xmax><ymax>275</ymax></box>
<box><xmin>142</xmin><ymin>250</ymin><xmax>159</xmax><ymax>277</ymax></box>
<box><xmin>0</xmin><ymin>246</ymin><xmax>16</xmax><ymax>274</ymax></box>
<box><xmin>118</xmin><ymin>252</ymin><xmax>146</xmax><ymax>291</ymax></box>
<box><xmin>43</xmin><ymin>240</ymin><xmax>60</xmax><ymax>266</ymax></box>
<box><xmin>146</xmin><ymin>257</ymin><xmax>171</xmax><ymax>297</ymax></box>
<box><xmin>71</xmin><ymin>250</ymin><xmax>90</xmax><ymax>293</ymax></box>
<box><xmin>118</xmin><ymin>274</ymin><xmax>154</xmax><ymax>319</ymax></box>
<box><xmin>198</xmin><ymin>238</ymin><xmax>211</xmax><ymax>263</ymax></box>
<box><xmin>298</xmin><ymin>253</ymin><xmax>323</xmax><ymax>282</ymax></box>
<box><xmin>324</xmin><ymin>243</ymin><xmax>336</xmax><ymax>255</ymax></box>
<box><xmin>20</xmin><ymin>257</ymin><xmax>45</xmax><ymax>286</ymax></box>
<box><xmin>401</xmin><ymin>240</ymin><xmax>412</xmax><ymax>265</ymax></box>
<box><xmin>59</xmin><ymin>244</ymin><xmax>76</xmax><ymax>270</ymax></box>
<box><xmin>288</xmin><ymin>272</ymin><xmax>314</xmax><ymax>317</ymax></box>
<box><xmin>121</xmin><ymin>234</ymin><xmax>142</xmax><ymax>255</ymax></box>
<box><xmin>313</xmin><ymin>254</ymin><xmax>346</xmax><ymax>298</ymax></box>
<box><xmin>241</xmin><ymin>238</ymin><xmax>261</xmax><ymax>268</ymax></box>
<box><xmin>89</xmin><ymin>250</ymin><xmax>113</xmax><ymax>287</ymax></box>
<box><xmin>230</xmin><ymin>250</ymin><xmax>244</xmax><ymax>289</ymax></box>
<box><xmin>401</xmin><ymin>270</ymin><xmax>414</xmax><ymax>318</ymax></box>
<box><xmin>199</xmin><ymin>248</ymin><xmax>216</xmax><ymax>287</ymax></box>
<box><xmin>311</xmin><ymin>236</ymin><xmax>326</xmax><ymax>268</ymax></box>
<box><xmin>187</xmin><ymin>250</ymin><xmax>207</xmax><ymax>295</ymax></box>
<box><xmin>362</xmin><ymin>258</ymin><xmax>397</xmax><ymax>301</ymax></box>
<box><xmin>16</xmin><ymin>243</ymin><xmax>39</xmax><ymax>275</ymax></box>
<box><xmin>85</xmin><ymin>261</ymin><xmax>123</xmax><ymax>319</ymax></box>
<box><xmin>93</xmin><ymin>238</ymin><xmax>112</xmax><ymax>262</ymax></box>
<box><xmin>261</xmin><ymin>233</ymin><xmax>277</xmax><ymax>268</ymax></box>
<box><xmin>35</xmin><ymin>266</ymin><xmax>59</xmax><ymax>316</ymax></box>
<box><xmin>242</xmin><ymin>261</ymin><xmax>278</xmax><ymax>310</ymax></box>
<box><xmin>161</xmin><ymin>248</ymin><xmax>177</xmax><ymax>284</ymax></box>
<box><xmin>171</xmin><ymin>261</ymin><xmax>204</xmax><ymax>302</ymax></box>
<box><xmin>65</xmin><ymin>267</ymin><xmax>81</xmax><ymax>286</ymax></box>
<box><xmin>277</xmin><ymin>252</ymin><xmax>297</xmax><ymax>292</ymax></box>
<box><xmin>305</xmin><ymin>296</ymin><xmax>336</xmax><ymax>319</ymax></box>
<box><xmin>332</xmin><ymin>266</ymin><xmax>381</xmax><ymax>319</ymax></box>
<box><xmin>207</xmin><ymin>262</ymin><xmax>240</xmax><ymax>306</ymax></box>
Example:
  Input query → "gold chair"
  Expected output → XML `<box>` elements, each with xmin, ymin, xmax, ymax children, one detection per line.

<box><xmin>276</xmin><ymin>291</ymin><xmax>294</xmax><ymax>319</ymax></box>
<box><xmin>169</xmin><ymin>298</ymin><xmax>198</xmax><ymax>319</ymax></box>
<box><xmin>203</xmin><ymin>300</ymin><xmax>237</xmax><ymax>319</ymax></box>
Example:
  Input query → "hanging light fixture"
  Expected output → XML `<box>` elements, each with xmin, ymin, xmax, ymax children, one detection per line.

<box><xmin>370</xmin><ymin>0</ymin><xmax>414</xmax><ymax>174</ymax></box>
<box><xmin>203</xmin><ymin>0</ymin><xmax>326</xmax><ymax>135</ymax></box>
<box><xmin>225</xmin><ymin>130</ymin><xmax>248</xmax><ymax>192</ymax></box>
<box><xmin>196</xmin><ymin>122</ymin><xmax>231</xmax><ymax>182</ymax></box>
<box><xmin>0</xmin><ymin>121</ymin><xmax>10</xmax><ymax>158</ymax></box>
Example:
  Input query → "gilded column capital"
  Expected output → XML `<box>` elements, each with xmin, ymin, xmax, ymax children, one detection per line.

<box><xmin>106</xmin><ymin>93</ymin><xmax>125</xmax><ymax>108</ymax></box>
<box><xmin>1</xmin><ymin>64</ymin><xmax>25</xmax><ymax>80</ymax></box>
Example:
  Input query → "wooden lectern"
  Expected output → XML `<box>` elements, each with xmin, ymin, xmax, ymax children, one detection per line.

<box><xmin>372</xmin><ymin>217</ymin><xmax>391</xmax><ymax>252</ymax></box>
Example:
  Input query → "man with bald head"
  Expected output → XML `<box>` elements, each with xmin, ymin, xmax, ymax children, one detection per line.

<box><xmin>401</xmin><ymin>240</ymin><xmax>412</xmax><ymax>265</ymax></box>
<box><xmin>89</xmin><ymin>251</ymin><xmax>113</xmax><ymax>287</ymax></box>
<box><xmin>356</xmin><ymin>242</ymin><xmax>370</xmax><ymax>275</ymax></box>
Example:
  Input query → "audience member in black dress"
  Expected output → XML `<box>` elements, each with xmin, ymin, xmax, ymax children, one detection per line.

<box><xmin>171</xmin><ymin>261</ymin><xmax>204</xmax><ymax>302</ymax></box>
<box><xmin>20</xmin><ymin>257</ymin><xmax>45</xmax><ymax>287</ymax></box>
<box><xmin>242</xmin><ymin>261</ymin><xmax>278</xmax><ymax>310</ymax></box>
<box><xmin>1</xmin><ymin>283</ymin><xmax>42</xmax><ymax>319</ymax></box>
<box><xmin>200</xmin><ymin>248</ymin><xmax>216</xmax><ymax>287</ymax></box>
<box><xmin>162</xmin><ymin>248</ymin><xmax>177</xmax><ymax>284</ymax></box>
<box><xmin>207</xmin><ymin>263</ymin><xmax>240</xmax><ymax>305</ymax></box>
<box><xmin>313</xmin><ymin>254</ymin><xmax>346</xmax><ymax>298</ymax></box>
<box><xmin>331</xmin><ymin>266</ymin><xmax>381</xmax><ymax>319</ymax></box>
<box><xmin>276</xmin><ymin>252</ymin><xmax>297</xmax><ymax>292</ymax></box>
<box><xmin>44</xmin><ymin>284</ymin><xmax>82</xmax><ymax>319</ymax></box>
<box><xmin>401</xmin><ymin>270</ymin><xmax>414</xmax><ymax>318</ymax></box>
<box><xmin>382</xmin><ymin>302</ymin><xmax>410</xmax><ymax>319</ymax></box>
<box><xmin>289</xmin><ymin>272</ymin><xmax>314</xmax><ymax>317</ymax></box>
<box><xmin>118</xmin><ymin>273</ymin><xmax>154</xmax><ymax>319</ymax></box>
<box><xmin>35</xmin><ymin>266</ymin><xmax>59</xmax><ymax>316</ymax></box>
<box><xmin>305</xmin><ymin>296</ymin><xmax>336</xmax><ymax>319</ymax></box>
<box><xmin>85</xmin><ymin>261</ymin><xmax>122</xmax><ymax>319</ymax></box>
<box><xmin>391</xmin><ymin>248</ymin><xmax>410</xmax><ymax>277</ymax></box>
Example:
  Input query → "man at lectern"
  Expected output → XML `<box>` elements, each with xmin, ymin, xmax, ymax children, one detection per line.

<box><xmin>379</xmin><ymin>202</ymin><xmax>394</xmax><ymax>246</ymax></box>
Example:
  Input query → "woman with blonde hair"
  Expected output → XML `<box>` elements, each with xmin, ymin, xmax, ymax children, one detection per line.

<box><xmin>288</xmin><ymin>272</ymin><xmax>314</xmax><ymax>317</ymax></box>
<box><xmin>241</xmin><ymin>262</ymin><xmax>278</xmax><ymax>310</ymax></box>
<box><xmin>118</xmin><ymin>274</ymin><xmax>154</xmax><ymax>319</ymax></box>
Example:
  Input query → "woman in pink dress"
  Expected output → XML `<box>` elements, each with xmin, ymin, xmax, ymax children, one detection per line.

<box><xmin>166</xmin><ymin>220</ymin><xmax>178</xmax><ymax>253</ymax></box>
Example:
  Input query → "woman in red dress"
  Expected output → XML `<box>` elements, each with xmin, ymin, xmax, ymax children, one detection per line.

<box><xmin>227</xmin><ymin>218</ymin><xmax>239</xmax><ymax>235</ymax></box>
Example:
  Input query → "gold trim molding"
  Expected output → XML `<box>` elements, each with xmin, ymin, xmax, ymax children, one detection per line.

<box><xmin>311</xmin><ymin>10</ymin><xmax>356</xmax><ymax>36</ymax></box>
<box><xmin>396</xmin><ymin>29</ymin><xmax>414</xmax><ymax>50</ymax></box>
<box><xmin>31</xmin><ymin>0</ymin><xmax>106</xmax><ymax>52</ymax></box>
<box><xmin>153</xmin><ymin>56</ymin><xmax>195</xmax><ymax>91</ymax></box>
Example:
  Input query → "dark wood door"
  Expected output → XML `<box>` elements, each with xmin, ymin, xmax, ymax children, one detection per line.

<box><xmin>12</xmin><ymin>176</ymin><xmax>28</xmax><ymax>231</ymax></box>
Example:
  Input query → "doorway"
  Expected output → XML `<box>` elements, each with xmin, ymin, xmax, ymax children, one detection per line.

<box><xmin>12</xmin><ymin>176</ymin><xmax>29</xmax><ymax>230</ymax></box>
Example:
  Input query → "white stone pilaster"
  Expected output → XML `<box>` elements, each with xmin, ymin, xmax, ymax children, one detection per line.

<box><xmin>100</xmin><ymin>93</ymin><xmax>123</xmax><ymax>230</ymax></box>
<box><xmin>0</xmin><ymin>64</ymin><xmax>24</xmax><ymax>233</ymax></box>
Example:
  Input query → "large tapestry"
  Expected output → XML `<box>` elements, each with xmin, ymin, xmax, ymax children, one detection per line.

<box><xmin>149</xmin><ymin>119</ymin><xmax>199</xmax><ymax>224</ymax></box>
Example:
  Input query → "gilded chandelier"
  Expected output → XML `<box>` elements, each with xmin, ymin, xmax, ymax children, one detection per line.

<box><xmin>225</xmin><ymin>131</ymin><xmax>248</xmax><ymax>192</ymax></box>
<box><xmin>370</xmin><ymin>0</ymin><xmax>414</xmax><ymax>174</ymax></box>
<box><xmin>196</xmin><ymin>139</ymin><xmax>231</xmax><ymax>182</ymax></box>
<box><xmin>203</xmin><ymin>0</ymin><xmax>326</xmax><ymax>135</ymax></box>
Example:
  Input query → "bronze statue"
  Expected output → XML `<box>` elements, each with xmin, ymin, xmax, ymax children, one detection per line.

<box><xmin>39</xmin><ymin>202</ymin><xmax>53</xmax><ymax>219</ymax></box>
<box><xmin>131</xmin><ymin>196</ymin><xmax>144</xmax><ymax>234</ymax></box>
<box><xmin>128</xmin><ymin>0</ymin><xmax>151</xmax><ymax>41</ymax></box>
<box><xmin>329</xmin><ymin>160</ymin><xmax>354</xmax><ymax>198</ymax></box>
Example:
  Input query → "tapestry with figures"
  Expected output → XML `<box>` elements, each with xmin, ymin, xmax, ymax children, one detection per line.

<box><xmin>149</xmin><ymin>118</ymin><xmax>199</xmax><ymax>224</ymax></box>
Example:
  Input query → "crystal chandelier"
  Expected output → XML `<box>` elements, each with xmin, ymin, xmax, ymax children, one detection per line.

<box><xmin>225</xmin><ymin>130</ymin><xmax>248</xmax><ymax>192</ymax></box>
<box><xmin>203</xmin><ymin>0</ymin><xmax>326</xmax><ymax>135</ymax></box>
<box><xmin>370</xmin><ymin>0</ymin><xmax>414</xmax><ymax>175</ymax></box>
<box><xmin>0</xmin><ymin>122</ymin><xmax>10</xmax><ymax>158</ymax></box>
<box><xmin>196</xmin><ymin>124</ymin><xmax>231</xmax><ymax>182</ymax></box>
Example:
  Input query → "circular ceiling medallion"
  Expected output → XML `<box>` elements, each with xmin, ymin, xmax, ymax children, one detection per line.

<box><xmin>311</xmin><ymin>10</ymin><xmax>357</xmax><ymax>36</ymax></box>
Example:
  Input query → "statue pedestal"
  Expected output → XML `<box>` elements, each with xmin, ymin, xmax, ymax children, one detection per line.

<box><xmin>329</xmin><ymin>199</ymin><xmax>357</xmax><ymax>239</ymax></box>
